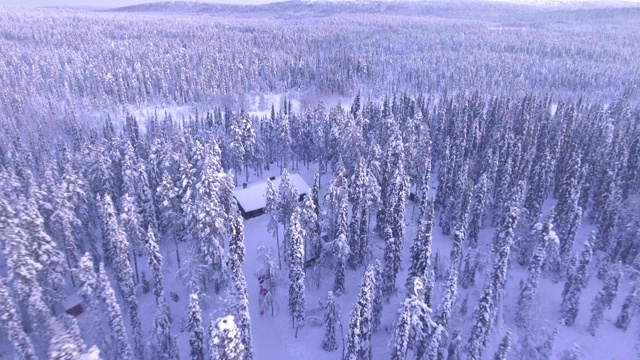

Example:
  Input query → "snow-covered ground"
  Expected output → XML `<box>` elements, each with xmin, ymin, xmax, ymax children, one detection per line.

<box><xmin>111</xmin><ymin>163</ymin><xmax>637</xmax><ymax>360</ymax></box>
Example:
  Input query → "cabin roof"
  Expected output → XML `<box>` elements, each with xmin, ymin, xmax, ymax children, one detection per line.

<box><xmin>234</xmin><ymin>174</ymin><xmax>310</xmax><ymax>213</ymax></box>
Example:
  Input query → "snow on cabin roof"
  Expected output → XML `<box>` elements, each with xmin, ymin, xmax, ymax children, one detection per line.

<box><xmin>234</xmin><ymin>174</ymin><xmax>310</xmax><ymax>213</ymax></box>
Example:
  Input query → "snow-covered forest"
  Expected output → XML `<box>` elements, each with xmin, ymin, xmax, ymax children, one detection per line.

<box><xmin>0</xmin><ymin>1</ymin><xmax>639</xmax><ymax>359</ymax></box>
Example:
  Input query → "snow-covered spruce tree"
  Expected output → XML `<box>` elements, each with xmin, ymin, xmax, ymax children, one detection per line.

<box><xmin>435</xmin><ymin>264</ymin><xmax>459</xmax><ymax>333</ymax></box>
<box><xmin>423</xmin><ymin>268</ymin><xmax>436</xmax><ymax>309</ymax></box>
<box><xmin>326</xmin><ymin>167</ymin><xmax>348</xmax><ymax>244</ymax></box>
<box><xmin>1</xmin><ymin>195</ymin><xmax>52</xmax><ymax>331</ymax></box>
<box><xmin>119</xmin><ymin>192</ymin><xmax>143</xmax><ymax>284</ymax></box>
<box><xmin>447</xmin><ymin>329</ymin><xmax>462</xmax><ymax>360</ymax></box>
<box><xmin>515</xmin><ymin>213</ymin><xmax>552</xmax><ymax>328</ymax></box>
<box><xmin>299</xmin><ymin>189</ymin><xmax>321</xmax><ymax>262</ymax></box>
<box><xmin>468</xmin><ymin>172</ymin><xmax>489</xmax><ymax>248</ymax></box>
<box><xmin>20</xmin><ymin>195</ymin><xmax>67</xmax><ymax>303</ymax></box>
<box><xmin>348</xmin><ymin>157</ymin><xmax>368</xmax><ymax>269</ymax></box>
<box><xmin>426</xmin><ymin>324</ymin><xmax>446</xmax><ymax>360</ymax></box>
<box><xmin>312</xmin><ymin>172</ymin><xmax>320</xmax><ymax>216</ymax></box>
<box><xmin>382</xmin><ymin>148</ymin><xmax>410</xmax><ymax>296</ymax></box>
<box><xmin>50</xmin><ymin>174</ymin><xmax>83</xmax><ymax>288</ymax></box>
<box><xmin>333</xmin><ymin>191</ymin><xmax>350</xmax><ymax>294</ymax></box>
<box><xmin>156</xmin><ymin>170</ymin><xmax>179</xmax><ymax>236</ymax></box>
<box><xmin>146</xmin><ymin>226</ymin><xmax>165</xmax><ymax>304</ymax></box>
<box><xmin>322</xmin><ymin>291</ymin><xmax>339</xmax><ymax>351</ymax></box>
<box><xmin>227</xmin><ymin>211</ymin><xmax>254</xmax><ymax>360</ymax></box>
<box><xmin>406</xmin><ymin>187</ymin><xmax>434</xmax><ymax>291</ymax></box>
<box><xmin>372</xmin><ymin>259</ymin><xmax>384</xmax><ymax>333</ymax></box>
<box><xmin>460</xmin><ymin>252</ymin><xmax>477</xmax><ymax>289</ymax></box>
<box><xmin>146</xmin><ymin>227</ymin><xmax>179</xmax><ymax>360</ymax></box>
<box><xmin>48</xmin><ymin>323</ymin><xmax>82</xmax><ymax>360</ymax></box>
<box><xmin>449</xmin><ymin>225</ymin><xmax>467</xmax><ymax>269</ymax></box>
<box><xmin>524</xmin><ymin>149</ymin><xmax>553</xmax><ymax>226</ymax></box>
<box><xmin>288</xmin><ymin>208</ymin><xmax>306</xmax><ymax>336</ymax></box>
<box><xmin>278</xmin><ymin>168</ymin><xmax>299</xmax><ymax>230</ymax></box>
<box><xmin>588</xmin><ymin>262</ymin><xmax>624</xmax><ymax>336</ymax></box>
<box><xmin>61</xmin><ymin>314</ymin><xmax>87</xmax><ymax>355</ymax></box>
<box><xmin>382</xmin><ymin>226</ymin><xmax>401</xmax><ymax>300</ymax></box>
<box><xmin>239</xmin><ymin>109</ymin><xmax>257</xmax><ymax>183</ymax></box>
<box><xmin>265</xmin><ymin>179</ymin><xmax>281</xmax><ymax>268</ymax></box>
<box><xmin>596</xmin><ymin>181</ymin><xmax>621</xmax><ymax>252</ymax></box>
<box><xmin>377</xmin><ymin>122</ymin><xmax>406</xmax><ymax>235</ymax></box>
<box><xmin>346</xmin><ymin>265</ymin><xmax>376</xmax><ymax>360</ymax></box>
<box><xmin>466</xmin><ymin>279</ymin><xmax>496</xmax><ymax>360</ymax></box>
<box><xmin>615</xmin><ymin>288</ymin><xmax>637</xmax><ymax>331</ymax></box>
<box><xmin>491</xmin><ymin>181</ymin><xmax>525</xmax><ymax>292</ymax></box>
<box><xmin>103</xmin><ymin>194</ymin><xmax>143</xmax><ymax>359</ymax></box>
<box><xmin>493</xmin><ymin>330</ymin><xmax>511</xmax><ymax>360</ymax></box>
<box><xmin>389</xmin><ymin>278</ymin><xmax>436</xmax><ymax>360</ymax></box>
<box><xmin>76</xmin><ymin>253</ymin><xmax>113</xmax><ymax>357</ymax></box>
<box><xmin>97</xmin><ymin>263</ymin><xmax>134</xmax><ymax>360</ymax></box>
<box><xmin>187</xmin><ymin>293</ymin><xmax>205</xmax><ymax>360</ymax></box>
<box><xmin>193</xmin><ymin>144</ymin><xmax>228</xmax><ymax>293</ymax></box>
<box><xmin>561</xmin><ymin>233</ymin><xmax>595</xmax><ymax>326</ymax></box>
<box><xmin>0</xmin><ymin>278</ymin><xmax>37</xmax><ymax>360</ymax></box>
<box><xmin>210</xmin><ymin>315</ymin><xmax>245</xmax><ymax>360</ymax></box>
<box><xmin>177</xmin><ymin>154</ymin><xmax>196</xmax><ymax>250</ymax></box>
<box><xmin>560</xmin><ymin>343</ymin><xmax>583</xmax><ymax>360</ymax></box>
<box><xmin>536</xmin><ymin>327</ymin><xmax>558</xmax><ymax>360</ymax></box>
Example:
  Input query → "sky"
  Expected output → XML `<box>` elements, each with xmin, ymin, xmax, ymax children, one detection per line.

<box><xmin>0</xmin><ymin>0</ymin><xmax>285</xmax><ymax>7</ymax></box>
<box><xmin>0</xmin><ymin>0</ymin><xmax>637</xmax><ymax>9</ymax></box>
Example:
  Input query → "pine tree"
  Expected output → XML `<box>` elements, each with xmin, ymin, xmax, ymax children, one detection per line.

<box><xmin>322</xmin><ymin>291</ymin><xmax>339</xmax><ymax>351</ymax></box>
<box><xmin>615</xmin><ymin>288</ymin><xmax>637</xmax><ymax>331</ymax></box>
<box><xmin>346</xmin><ymin>265</ymin><xmax>376</xmax><ymax>360</ymax></box>
<box><xmin>561</xmin><ymin>234</ymin><xmax>594</xmax><ymax>326</ymax></box>
<box><xmin>0</xmin><ymin>278</ymin><xmax>37</xmax><ymax>360</ymax></box>
<box><xmin>210</xmin><ymin>315</ymin><xmax>245</xmax><ymax>360</ymax></box>
<box><xmin>588</xmin><ymin>262</ymin><xmax>623</xmax><ymax>335</ymax></box>
<box><xmin>288</xmin><ymin>208</ymin><xmax>306</xmax><ymax>336</ymax></box>
<box><xmin>493</xmin><ymin>330</ymin><xmax>511</xmax><ymax>360</ymax></box>
<box><xmin>187</xmin><ymin>294</ymin><xmax>205</xmax><ymax>360</ymax></box>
